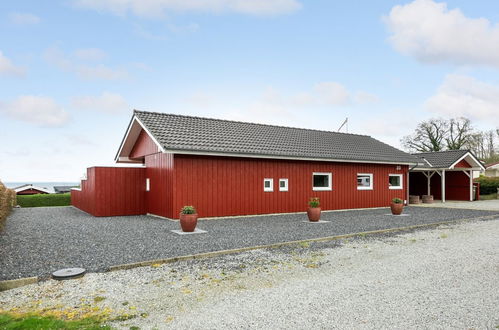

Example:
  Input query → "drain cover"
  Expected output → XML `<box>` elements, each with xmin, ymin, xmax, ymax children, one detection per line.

<box><xmin>52</xmin><ymin>268</ymin><xmax>86</xmax><ymax>280</ymax></box>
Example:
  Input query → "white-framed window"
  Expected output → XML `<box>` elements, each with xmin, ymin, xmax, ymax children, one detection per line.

<box><xmin>313</xmin><ymin>172</ymin><xmax>332</xmax><ymax>191</ymax></box>
<box><xmin>146</xmin><ymin>178</ymin><xmax>150</xmax><ymax>192</ymax></box>
<box><xmin>389</xmin><ymin>174</ymin><xmax>403</xmax><ymax>190</ymax></box>
<box><xmin>263</xmin><ymin>178</ymin><xmax>273</xmax><ymax>192</ymax></box>
<box><xmin>279</xmin><ymin>178</ymin><xmax>288</xmax><ymax>192</ymax></box>
<box><xmin>357</xmin><ymin>173</ymin><xmax>373</xmax><ymax>190</ymax></box>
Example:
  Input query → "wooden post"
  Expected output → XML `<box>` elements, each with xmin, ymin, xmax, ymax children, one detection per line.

<box><xmin>470</xmin><ymin>170</ymin><xmax>473</xmax><ymax>201</ymax></box>
<box><xmin>441</xmin><ymin>169</ymin><xmax>446</xmax><ymax>203</ymax></box>
<box><xmin>427</xmin><ymin>171</ymin><xmax>431</xmax><ymax>196</ymax></box>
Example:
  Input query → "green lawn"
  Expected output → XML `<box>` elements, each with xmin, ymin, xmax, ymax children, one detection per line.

<box><xmin>0</xmin><ymin>313</ymin><xmax>110</xmax><ymax>329</ymax></box>
<box><xmin>16</xmin><ymin>193</ymin><xmax>71</xmax><ymax>208</ymax></box>
<box><xmin>480</xmin><ymin>193</ymin><xmax>498</xmax><ymax>200</ymax></box>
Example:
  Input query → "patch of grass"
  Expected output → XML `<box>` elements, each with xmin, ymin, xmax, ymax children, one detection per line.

<box><xmin>17</xmin><ymin>193</ymin><xmax>71</xmax><ymax>208</ymax></box>
<box><xmin>0</xmin><ymin>313</ymin><xmax>110</xmax><ymax>329</ymax></box>
<box><xmin>93</xmin><ymin>296</ymin><xmax>106</xmax><ymax>303</ymax></box>
<box><xmin>297</xmin><ymin>242</ymin><xmax>310</xmax><ymax>248</ymax></box>
<box><xmin>480</xmin><ymin>193</ymin><xmax>498</xmax><ymax>200</ymax></box>
<box><xmin>440</xmin><ymin>233</ymin><xmax>448</xmax><ymax>239</ymax></box>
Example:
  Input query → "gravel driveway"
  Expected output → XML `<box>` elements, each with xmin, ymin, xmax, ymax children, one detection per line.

<box><xmin>1</xmin><ymin>219</ymin><xmax>498</xmax><ymax>329</ymax></box>
<box><xmin>0</xmin><ymin>206</ymin><xmax>498</xmax><ymax>281</ymax></box>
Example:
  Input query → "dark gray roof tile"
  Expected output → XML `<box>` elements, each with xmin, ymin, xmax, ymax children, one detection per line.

<box><xmin>135</xmin><ymin>110</ymin><xmax>419</xmax><ymax>165</ymax></box>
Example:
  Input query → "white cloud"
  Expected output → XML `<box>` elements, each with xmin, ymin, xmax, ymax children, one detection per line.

<box><xmin>385</xmin><ymin>0</ymin><xmax>499</xmax><ymax>68</ymax></box>
<box><xmin>43</xmin><ymin>46</ymin><xmax>128</xmax><ymax>80</ymax></box>
<box><xmin>0</xmin><ymin>51</ymin><xmax>26</xmax><ymax>77</ymax></box>
<box><xmin>8</xmin><ymin>12</ymin><xmax>41</xmax><ymax>25</ymax></box>
<box><xmin>73</xmin><ymin>0</ymin><xmax>301</xmax><ymax>17</ymax></box>
<box><xmin>313</xmin><ymin>82</ymin><xmax>350</xmax><ymax>106</ymax></box>
<box><xmin>355</xmin><ymin>91</ymin><xmax>380</xmax><ymax>104</ymax></box>
<box><xmin>73</xmin><ymin>48</ymin><xmax>108</xmax><ymax>61</ymax></box>
<box><xmin>0</xmin><ymin>96</ymin><xmax>69</xmax><ymax>127</ymax></box>
<box><xmin>425</xmin><ymin>74</ymin><xmax>499</xmax><ymax>124</ymax></box>
<box><xmin>71</xmin><ymin>92</ymin><xmax>128</xmax><ymax>113</ymax></box>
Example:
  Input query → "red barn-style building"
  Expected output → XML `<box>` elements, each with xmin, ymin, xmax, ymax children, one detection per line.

<box><xmin>72</xmin><ymin>110</ymin><xmax>421</xmax><ymax>218</ymax></box>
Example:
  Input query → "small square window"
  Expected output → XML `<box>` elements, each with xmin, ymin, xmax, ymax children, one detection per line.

<box><xmin>279</xmin><ymin>178</ymin><xmax>288</xmax><ymax>191</ymax></box>
<box><xmin>389</xmin><ymin>174</ymin><xmax>403</xmax><ymax>190</ymax></box>
<box><xmin>313</xmin><ymin>172</ymin><xmax>332</xmax><ymax>191</ymax></box>
<box><xmin>263</xmin><ymin>178</ymin><xmax>273</xmax><ymax>192</ymax></box>
<box><xmin>357</xmin><ymin>173</ymin><xmax>373</xmax><ymax>190</ymax></box>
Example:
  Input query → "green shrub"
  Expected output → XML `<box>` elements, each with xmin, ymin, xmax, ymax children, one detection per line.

<box><xmin>0</xmin><ymin>182</ymin><xmax>16</xmax><ymax>226</ymax></box>
<box><xmin>475</xmin><ymin>176</ymin><xmax>499</xmax><ymax>195</ymax></box>
<box><xmin>392</xmin><ymin>197</ymin><xmax>403</xmax><ymax>204</ymax></box>
<box><xmin>17</xmin><ymin>193</ymin><xmax>71</xmax><ymax>208</ymax></box>
<box><xmin>308</xmin><ymin>197</ymin><xmax>320</xmax><ymax>208</ymax></box>
<box><xmin>180</xmin><ymin>205</ymin><xmax>197</xmax><ymax>214</ymax></box>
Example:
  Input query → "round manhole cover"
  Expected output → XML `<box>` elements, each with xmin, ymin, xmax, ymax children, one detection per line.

<box><xmin>52</xmin><ymin>268</ymin><xmax>86</xmax><ymax>280</ymax></box>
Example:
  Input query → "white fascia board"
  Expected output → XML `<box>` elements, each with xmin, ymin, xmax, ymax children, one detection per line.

<box><xmin>163</xmin><ymin>148</ymin><xmax>418</xmax><ymax>166</ymax></box>
<box><xmin>115</xmin><ymin>115</ymin><xmax>165</xmax><ymax>163</ymax></box>
<box><xmin>449</xmin><ymin>152</ymin><xmax>485</xmax><ymax>171</ymax></box>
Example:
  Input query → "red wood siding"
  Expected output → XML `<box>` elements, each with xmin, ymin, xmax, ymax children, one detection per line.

<box><xmin>172</xmin><ymin>155</ymin><xmax>408</xmax><ymax>219</ymax></box>
<box><xmin>454</xmin><ymin>159</ymin><xmax>471</xmax><ymax>168</ymax></box>
<box><xmin>16</xmin><ymin>189</ymin><xmax>49</xmax><ymax>195</ymax></box>
<box><xmin>71</xmin><ymin>167</ymin><xmax>146</xmax><ymax>216</ymax></box>
<box><xmin>130</xmin><ymin>130</ymin><xmax>159</xmax><ymax>159</ymax></box>
<box><xmin>145</xmin><ymin>153</ymin><xmax>175</xmax><ymax>218</ymax></box>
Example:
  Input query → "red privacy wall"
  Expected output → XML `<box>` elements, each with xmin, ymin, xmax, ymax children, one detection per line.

<box><xmin>171</xmin><ymin>155</ymin><xmax>408</xmax><ymax>218</ymax></box>
<box><xmin>71</xmin><ymin>167</ymin><xmax>146</xmax><ymax>216</ymax></box>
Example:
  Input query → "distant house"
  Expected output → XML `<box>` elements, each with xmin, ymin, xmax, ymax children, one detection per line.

<box><xmin>53</xmin><ymin>186</ymin><xmax>77</xmax><ymax>194</ymax></box>
<box><xmin>14</xmin><ymin>184</ymin><xmax>51</xmax><ymax>195</ymax></box>
<box><xmin>484</xmin><ymin>162</ymin><xmax>499</xmax><ymax>177</ymax></box>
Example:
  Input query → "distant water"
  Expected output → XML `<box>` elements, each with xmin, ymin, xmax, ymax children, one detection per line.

<box><xmin>3</xmin><ymin>182</ymin><xmax>79</xmax><ymax>193</ymax></box>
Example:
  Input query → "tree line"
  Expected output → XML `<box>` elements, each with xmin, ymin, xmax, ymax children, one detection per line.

<box><xmin>401</xmin><ymin>117</ymin><xmax>499</xmax><ymax>164</ymax></box>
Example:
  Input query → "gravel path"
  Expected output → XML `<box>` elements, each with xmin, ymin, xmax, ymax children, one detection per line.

<box><xmin>0</xmin><ymin>219</ymin><xmax>498</xmax><ymax>329</ymax></box>
<box><xmin>0</xmin><ymin>206</ymin><xmax>498</xmax><ymax>280</ymax></box>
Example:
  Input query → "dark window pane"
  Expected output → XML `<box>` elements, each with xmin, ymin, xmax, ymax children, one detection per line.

<box><xmin>389</xmin><ymin>176</ymin><xmax>400</xmax><ymax>186</ymax></box>
<box><xmin>313</xmin><ymin>175</ymin><xmax>329</xmax><ymax>187</ymax></box>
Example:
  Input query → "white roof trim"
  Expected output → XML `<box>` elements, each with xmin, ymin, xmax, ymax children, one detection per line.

<box><xmin>164</xmin><ymin>149</ymin><xmax>417</xmax><ymax>166</ymax></box>
<box><xmin>115</xmin><ymin>115</ymin><xmax>165</xmax><ymax>163</ymax></box>
<box><xmin>449</xmin><ymin>152</ymin><xmax>485</xmax><ymax>171</ymax></box>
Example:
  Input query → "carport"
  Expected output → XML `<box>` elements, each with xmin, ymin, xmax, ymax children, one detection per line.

<box><xmin>409</xmin><ymin>150</ymin><xmax>485</xmax><ymax>202</ymax></box>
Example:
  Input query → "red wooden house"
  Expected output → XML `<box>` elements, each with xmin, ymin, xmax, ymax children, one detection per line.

<box><xmin>14</xmin><ymin>184</ymin><xmax>51</xmax><ymax>195</ymax></box>
<box><xmin>72</xmin><ymin>110</ymin><xmax>421</xmax><ymax>218</ymax></box>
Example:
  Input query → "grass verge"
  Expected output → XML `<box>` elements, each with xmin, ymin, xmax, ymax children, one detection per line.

<box><xmin>0</xmin><ymin>313</ymin><xmax>110</xmax><ymax>329</ymax></box>
<box><xmin>17</xmin><ymin>193</ymin><xmax>71</xmax><ymax>208</ymax></box>
<box><xmin>480</xmin><ymin>193</ymin><xmax>498</xmax><ymax>200</ymax></box>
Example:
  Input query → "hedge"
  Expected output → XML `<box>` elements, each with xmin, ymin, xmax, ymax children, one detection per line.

<box><xmin>0</xmin><ymin>181</ymin><xmax>16</xmax><ymax>227</ymax></box>
<box><xmin>17</xmin><ymin>193</ymin><xmax>71</xmax><ymax>208</ymax></box>
<box><xmin>475</xmin><ymin>176</ymin><xmax>499</xmax><ymax>195</ymax></box>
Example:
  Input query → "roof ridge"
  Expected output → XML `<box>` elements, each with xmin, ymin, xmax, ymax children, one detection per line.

<box><xmin>133</xmin><ymin>109</ymin><xmax>370</xmax><ymax>138</ymax></box>
<box><xmin>413</xmin><ymin>149</ymin><xmax>469</xmax><ymax>155</ymax></box>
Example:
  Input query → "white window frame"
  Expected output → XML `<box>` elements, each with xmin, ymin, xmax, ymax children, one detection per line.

<box><xmin>312</xmin><ymin>172</ymin><xmax>332</xmax><ymax>191</ymax></box>
<box><xmin>388</xmin><ymin>174</ymin><xmax>403</xmax><ymax>190</ymax></box>
<box><xmin>263</xmin><ymin>178</ymin><xmax>273</xmax><ymax>192</ymax></box>
<box><xmin>279</xmin><ymin>178</ymin><xmax>288</xmax><ymax>192</ymax></box>
<box><xmin>146</xmin><ymin>178</ymin><xmax>150</xmax><ymax>192</ymax></box>
<box><xmin>357</xmin><ymin>173</ymin><xmax>373</xmax><ymax>190</ymax></box>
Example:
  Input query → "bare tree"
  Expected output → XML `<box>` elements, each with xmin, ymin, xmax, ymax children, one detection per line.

<box><xmin>445</xmin><ymin>117</ymin><xmax>473</xmax><ymax>150</ymax></box>
<box><xmin>401</xmin><ymin>118</ymin><xmax>448</xmax><ymax>152</ymax></box>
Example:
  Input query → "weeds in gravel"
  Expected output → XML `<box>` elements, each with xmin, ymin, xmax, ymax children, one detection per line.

<box><xmin>409</xmin><ymin>238</ymin><xmax>417</xmax><ymax>243</ymax></box>
<box><xmin>0</xmin><ymin>312</ymin><xmax>110</xmax><ymax>329</ymax></box>
<box><xmin>440</xmin><ymin>234</ymin><xmax>448</xmax><ymax>239</ymax></box>
<box><xmin>297</xmin><ymin>242</ymin><xmax>310</xmax><ymax>248</ymax></box>
<box><xmin>93</xmin><ymin>296</ymin><xmax>106</xmax><ymax>303</ymax></box>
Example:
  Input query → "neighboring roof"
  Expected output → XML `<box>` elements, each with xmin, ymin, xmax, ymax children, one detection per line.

<box><xmin>485</xmin><ymin>161</ymin><xmax>499</xmax><ymax>169</ymax></box>
<box><xmin>412</xmin><ymin>150</ymin><xmax>484</xmax><ymax>170</ymax></box>
<box><xmin>53</xmin><ymin>186</ymin><xmax>77</xmax><ymax>193</ymax></box>
<box><xmin>14</xmin><ymin>184</ymin><xmax>51</xmax><ymax>194</ymax></box>
<box><xmin>116</xmin><ymin>110</ymin><xmax>420</xmax><ymax>165</ymax></box>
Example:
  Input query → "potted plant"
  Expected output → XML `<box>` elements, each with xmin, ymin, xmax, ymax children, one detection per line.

<box><xmin>307</xmin><ymin>197</ymin><xmax>321</xmax><ymax>222</ymax></box>
<box><xmin>179</xmin><ymin>206</ymin><xmax>198</xmax><ymax>232</ymax></box>
<box><xmin>390</xmin><ymin>198</ymin><xmax>404</xmax><ymax>215</ymax></box>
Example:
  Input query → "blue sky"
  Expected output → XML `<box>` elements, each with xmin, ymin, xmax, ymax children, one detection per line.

<box><xmin>1</xmin><ymin>0</ymin><xmax>499</xmax><ymax>181</ymax></box>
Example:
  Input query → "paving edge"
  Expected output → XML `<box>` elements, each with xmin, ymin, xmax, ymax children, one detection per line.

<box><xmin>0</xmin><ymin>277</ymin><xmax>38</xmax><ymax>292</ymax></box>
<box><xmin>108</xmin><ymin>214</ymin><xmax>498</xmax><ymax>272</ymax></box>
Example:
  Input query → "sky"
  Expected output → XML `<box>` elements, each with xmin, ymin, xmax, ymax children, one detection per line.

<box><xmin>1</xmin><ymin>0</ymin><xmax>499</xmax><ymax>182</ymax></box>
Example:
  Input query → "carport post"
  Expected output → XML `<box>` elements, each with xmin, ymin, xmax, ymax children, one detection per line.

<box><xmin>441</xmin><ymin>169</ymin><xmax>446</xmax><ymax>203</ymax></box>
<box><xmin>470</xmin><ymin>170</ymin><xmax>473</xmax><ymax>201</ymax></box>
<box><xmin>427</xmin><ymin>171</ymin><xmax>431</xmax><ymax>195</ymax></box>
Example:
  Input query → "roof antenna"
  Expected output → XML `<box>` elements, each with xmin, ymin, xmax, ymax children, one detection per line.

<box><xmin>337</xmin><ymin>117</ymin><xmax>348</xmax><ymax>133</ymax></box>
